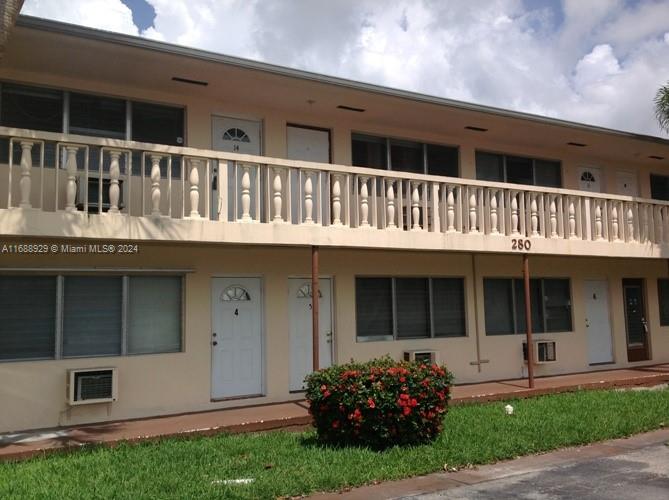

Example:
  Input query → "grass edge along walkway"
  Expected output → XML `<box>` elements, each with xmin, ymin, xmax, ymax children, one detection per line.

<box><xmin>1</xmin><ymin>387</ymin><xmax>668</xmax><ymax>499</ymax></box>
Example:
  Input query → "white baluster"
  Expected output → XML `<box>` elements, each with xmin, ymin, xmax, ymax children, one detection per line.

<box><xmin>642</xmin><ymin>205</ymin><xmax>649</xmax><ymax>243</ymax></box>
<box><xmin>386</xmin><ymin>179</ymin><xmax>396</xmax><ymax>229</ymax></box>
<box><xmin>469</xmin><ymin>188</ymin><xmax>477</xmax><ymax>233</ymax></box>
<box><xmin>187</xmin><ymin>158</ymin><xmax>201</xmax><ymax>218</ymax></box>
<box><xmin>568</xmin><ymin>197</ymin><xmax>576</xmax><ymax>239</ymax></box>
<box><xmin>664</xmin><ymin>207</ymin><xmax>669</xmax><ymax>244</ymax></box>
<box><xmin>412</xmin><ymin>182</ymin><xmax>421</xmax><ymax>231</ymax></box>
<box><xmin>65</xmin><ymin>146</ymin><xmax>79</xmax><ymax>212</ymax></box>
<box><xmin>304</xmin><ymin>171</ymin><xmax>314</xmax><ymax>224</ymax></box>
<box><xmin>511</xmin><ymin>192</ymin><xmax>519</xmax><ymax>235</ymax></box>
<box><xmin>108</xmin><ymin>150</ymin><xmax>121</xmax><ymax>214</ymax></box>
<box><xmin>594</xmin><ymin>200</ymin><xmax>603</xmax><ymax>240</ymax></box>
<box><xmin>627</xmin><ymin>203</ymin><xmax>634</xmax><ymax>242</ymax></box>
<box><xmin>655</xmin><ymin>206</ymin><xmax>662</xmax><ymax>244</ymax></box>
<box><xmin>269</xmin><ymin>168</ymin><xmax>281</xmax><ymax>222</ymax></box>
<box><xmin>612</xmin><ymin>203</ymin><xmax>619</xmax><ymax>241</ymax></box>
<box><xmin>331</xmin><ymin>174</ymin><xmax>342</xmax><ymax>226</ymax></box>
<box><xmin>549</xmin><ymin>195</ymin><xmax>558</xmax><ymax>237</ymax></box>
<box><xmin>530</xmin><ymin>194</ymin><xmax>539</xmax><ymax>236</ymax></box>
<box><xmin>150</xmin><ymin>155</ymin><xmax>162</xmax><ymax>216</ymax></box>
<box><xmin>18</xmin><ymin>141</ymin><xmax>34</xmax><ymax>208</ymax></box>
<box><xmin>359</xmin><ymin>177</ymin><xmax>370</xmax><ymax>227</ymax></box>
<box><xmin>446</xmin><ymin>186</ymin><xmax>455</xmax><ymax>232</ymax></box>
<box><xmin>490</xmin><ymin>190</ymin><xmax>499</xmax><ymax>234</ymax></box>
<box><xmin>239</xmin><ymin>164</ymin><xmax>250</xmax><ymax>221</ymax></box>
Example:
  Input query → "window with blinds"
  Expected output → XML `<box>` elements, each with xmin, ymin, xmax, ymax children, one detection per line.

<box><xmin>475</xmin><ymin>151</ymin><xmax>562</xmax><ymax>188</ymax></box>
<box><xmin>356</xmin><ymin>277</ymin><xmax>466</xmax><ymax>341</ymax></box>
<box><xmin>484</xmin><ymin>277</ymin><xmax>572</xmax><ymax>335</ymax></box>
<box><xmin>0</xmin><ymin>276</ymin><xmax>57</xmax><ymax>360</ymax></box>
<box><xmin>0</xmin><ymin>274</ymin><xmax>183</xmax><ymax>362</ymax></box>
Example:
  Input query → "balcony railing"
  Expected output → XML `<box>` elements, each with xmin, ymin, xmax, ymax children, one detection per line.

<box><xmin>2</xmin><ymin>127</ymin><xmax>669</xmax><ymax>256</ymax></box>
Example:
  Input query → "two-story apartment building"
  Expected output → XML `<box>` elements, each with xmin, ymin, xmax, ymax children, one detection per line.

<box><xmin>1</xmin><ymin>15</ymin><xmax>669</xmax><ymax>433</ymax></box>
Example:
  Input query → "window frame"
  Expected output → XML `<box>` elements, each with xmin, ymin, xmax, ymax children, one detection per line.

<box><xmin>475</xmin><ymin>149</ymin><xmax>563</xmax><ymax>188</ymax></box>
<box><xmin>650</xmin><ymin>173</ymin><xmax>669</xmax><ymax>201</ymax></box>
<box><xmin>0</xmin><ymin>80</ymin><xmax>187</xmax><ymax>146</ymax></box>
<box><xmin>351</xmin><ymin>131</ymin><xmax>461</xmax><ymax>177</ymax></box>
<box><xmin>355</xmin><ymin>275</ymin><xmax>467</xmax><ymax>342</ymax></box>
<box><xmin>483</xmin><ymin>277</ymin><xmax>573</xmax><ymax>336</ymax></box>
<box><xmin>0</xmin><ymin>272</ymin><xmax>185</xmax><ymax>363</ymax></box>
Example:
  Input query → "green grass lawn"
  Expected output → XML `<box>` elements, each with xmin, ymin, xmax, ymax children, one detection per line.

<box><xmin>1</xmin><ymin>388</ymin><xmax>668</xmax><ymax>499</ymax></box>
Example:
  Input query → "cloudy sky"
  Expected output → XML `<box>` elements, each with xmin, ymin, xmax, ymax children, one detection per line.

<box><xmin>21</xmin><ymin>0</ymin><xmax>669</xmax><ymax>137</ymax></box>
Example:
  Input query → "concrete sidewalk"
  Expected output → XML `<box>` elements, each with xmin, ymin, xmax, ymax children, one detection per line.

<box><xmin>1</xmin><ymin>363</ymin><xmax>668</xmax><ymax>461</ymax></box>
<box><xmin>313</xmin><ymin>428</ymin><xmax>669</xmax><ymax>499</ymax></box>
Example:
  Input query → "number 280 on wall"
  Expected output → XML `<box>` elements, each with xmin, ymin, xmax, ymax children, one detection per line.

<box><xmin>511</xmin><ymin>238</ymin><xmax>532</xmax><ymax>251</ymax></box>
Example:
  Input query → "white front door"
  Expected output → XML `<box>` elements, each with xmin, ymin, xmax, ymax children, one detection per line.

<box><xmin>585</xmin><ymin>279</ymin><xmax>614</xmax><ymax>365</ymax></box>
<box><xmin>287</xmin><ymin>125</ymin><xmax>330</xmax><ymax>163</ymax></box>
<box><xmin>212</xmin><ymin>116</ymin><xmax>262</xmax><ymax>155</ymax></box>
<box><xmin>578</xmin><ymin>167</ymin><xmax>602</xmax><ymax>192</ymax></box>
<box><xmin>289</xmin><ymin>278</ymin><xmax>333</xmax><ymax>391</ymax></box>
<box><xmin>616</xmin><ymin>171</ymin><xmax>638</xmax><ymax>196</ymax></box>
<box><xmin>211</xmin><ymin>278</ymin><xmax>263</xmax><ymax>399</ymax></box>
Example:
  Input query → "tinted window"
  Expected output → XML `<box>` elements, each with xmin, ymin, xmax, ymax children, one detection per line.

<box><xmin>0</xmin><ymin>83</ymin><xmax>63</xmax><ymax>132</ymax></box>
<box><xmin>432</xmin><ymin>278</ymin><xmax>466</xmax><ymax>337</ymax></box>
<box><xmin>484</xmin><ymin>279</ymin><xmax>514</xmax><ymax>335</ymax></box>
<box><xmin>132</xmin><ymin>101</ymin><xmax>185</xmax><ymax>146</ymax></box>
<box><xmin>395</xmin><ymin>278</ymin><xmax>430</xmax><ymax>338</ymax></box>
<box><xmin>390</xmin><ymin>140</ymin><xmax>423</xmax><ymax>174</ymax></box>
<box><xmin>535</xmin><ymin>160</ymin><xmax>562</xmax><ymax>188</ymax></box>
<box><xmin>506</xmin><ymin>156</ymin><xmax>534</xmax><ymax>185</ymax></box>
<box><xmin>650</xmin><ymin>174</ymin><xmax>669</xmax><ymax>201</ymax></box>
<box><xmin>352</xmin><ymin>134</ymin><xmax>387</xmax><ymax>169</ymax></box>
<box><xmin>69</xmin><ymin>92</ymin><xmax>126</xmax><ymax>139</ymax></box>
<box><xmin>476</xmin><ymin>152</ymin><xmax>504</xmax><ymax>182</ymax></box>
<box><xmin>427</xmin><ymin>144</ymin><xmax>459</xmax><ymax>177</ymax></box>
<box><xmin>543</xmin><ymin>279</ymin><xmax>572</xmax><ymax>331</ymax></box>
<box><xmin>514</xmin><ymin>279</ymin><xmax>544</xmax><ymax>334</ymax></box>
<box><xmin>658</xmin><ymin>279</ymin><xmax>669</xmax><ymax>326</ymax></box>
<box><xmin>356</xmin><ymin>278</ymin><xmax>393</xmax><ymax>339</ymax></box>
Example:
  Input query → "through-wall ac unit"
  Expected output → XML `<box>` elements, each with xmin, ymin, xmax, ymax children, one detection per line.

<box><xmin>67</xmin><ymin>368</ymin><xmax>118</xmax><ymax>405</ymax></box>
<box><xmin>522</xmin><ymin>341</ymin><xmax>557</xmax><ymax>364</ymax></box>
<box><xmin>403</xmin><ymin>350</ymin><xmax>438</xmax><ymax>364</ymax></box>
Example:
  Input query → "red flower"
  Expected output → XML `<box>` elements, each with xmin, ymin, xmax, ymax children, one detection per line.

<box><xmin>332</xmin><ymin>419</ymin><xmax>340</xmax><ymax>429</ymax></box>
<box><xmin>399</xmin><ymin>377</ymin><xmax>406</xmax><ymax>383</ymax></box>
<box><xmin>367</xmin><ymin>398</ymin><xmax>376</xmax><ymax>409</ymax></box>
<box><xmin>403</xmin><ymin>406</ymin><xmax>412</xmax><ymax>416</ymax></box>
<box><xmin>323</xmin><ymin>390</ymin><xmax>331</xmax><ymax>398</ymax></box>
<box><xmin>410</xmin><ymin>398</ymin><xmax>418</xmax><ymax>407</ymax></box>
<box><xmin>399</xmin><ymin>393</ymin><xmax>410</xmax><ymax>400</ymax></box>
<box><xmin>320</xmin><ymin>384</ymin><xmax>328</xmax><ymax>392</ymax></box>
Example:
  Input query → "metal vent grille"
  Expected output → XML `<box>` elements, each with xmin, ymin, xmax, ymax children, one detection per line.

<box><xmin>75</xmin><ymin>370</ymin><xmax>113</xmax><ymax>401</ymax></box>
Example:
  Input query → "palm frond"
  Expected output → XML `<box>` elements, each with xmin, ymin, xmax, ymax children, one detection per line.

<box><xmin>655</xmin><ymin>82</ymin><xmax>669</xmax><ymax>133</ymax></box>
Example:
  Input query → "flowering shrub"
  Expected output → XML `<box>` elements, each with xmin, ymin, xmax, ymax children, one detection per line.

<box><xmin>305</xmin><ymin>357</ymin><xmax>453</xmax><ymax>448</ymax></box>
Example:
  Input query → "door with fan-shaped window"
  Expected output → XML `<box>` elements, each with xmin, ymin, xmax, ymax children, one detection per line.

<box><xmin>289</xmin><ymin>278</ymin><xmax>333</xmax><ymax>391</ymax></box>
<box><xmin>212</xmin><ymin>116</ymin><xmax>261</xmax><ymax>155</ymax></box>
<box><xmin>578</xmin><ymin>166</ymin><xmax>602</xmax><ymax>192</ymax></box>
<box><xmin>211</xmin><ymin>277</ymin><xmax>263</xmax><ymax>399</ymax></box>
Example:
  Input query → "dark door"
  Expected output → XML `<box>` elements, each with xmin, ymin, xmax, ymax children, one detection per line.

<box><xmin>622</xmin><ymin>279</ymin><xmax>650</xmax><ymax>362</ymax></box>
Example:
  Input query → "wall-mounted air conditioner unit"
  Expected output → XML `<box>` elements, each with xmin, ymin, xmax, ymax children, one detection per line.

<box><xmin>67</xmin><ymin>368</ymin><xmax>118</xmax><ymax>405</ymax></box>
<box><xmin>522</xmin><ymin>341</ymin><xmax>557</xmax><ymax>364</ymax></box>
<box><xmin>403</xmin><ymin>350</ymin><xmax>438</xmax><ymax>364</ymax></box>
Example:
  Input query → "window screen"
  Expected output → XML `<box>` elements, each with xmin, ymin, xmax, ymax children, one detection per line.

<box><xmin>432</xmin><ymin>278</ymin><xmax>466</xmax><ymax>337</ymax></box>
<box><xmin>506</xmin><ymin>156</ymin><xmax>534</xmax><ymax>185</ymax></box>
<box><xmin>0</xmin><ymin>83</ymin><xmax>63</xmax><ymax>132</ymax></box>
<box><xmin>426</xmin><ymin>144</ymin><xmax>459</xmax><ymax>177</ymax></box>
<box><xmin>69</xmin><ymin>92</ymin><xmax>126</xmax><ymax>139</ymax></box>
<box><xmin>0</xmin><ymin>276</ymin><xmax>57</xmax><ymax>360</ymax></box>
<box><xmin>352</xmin><ymin>134</ymin><xmax>387</xmax><ymax>169</ymax></box>
<box><xmin>390</xmin><ymin>140</ymin><xmax>423</xmax><ymax>174</ymax></box>
<box><xmin>650</xmin><ymin>174</ymin><xmax>669</xmax><ymax>201</ymax></box>
<box><xmin>483</xmin><ymin>279</ymin><xmax>514</xmax><ymax>335</ymax></box>
<box><xmin>395</xmin><ymin>278</ymin><xmax>430</xmax><ymax>338</ymax></box>
<box><xmin>63</xmin><ymin>276</ymin><xmax>122</xmax><ymax>357</ymax></box>
<box><xmin>543</xmin><ymin>279</ymin><xmax>572</xmax><ymax>331</ymax></box>
<box><xmin>475</xmin><ymin>152</ymin><xmax>504</xmax><ymax>182</ymax></box>
<box><xmin>356</xmin><ymin>278</ymin><xmax>393</xmax><ymax>339</ymax></box>
<box><xmin>128</xmin><ymin>276</ymin><xmax>182</xmax><ymax>354</ymax></box>
<box><xmin>513</xmin><ymin>279</ymin><xmax>545</xmax><ymax>334</ymax></box>
<box><xmin>132</xmin><ymin>101</ymin><xmax>185</xmax><ymax>146</ymax></box>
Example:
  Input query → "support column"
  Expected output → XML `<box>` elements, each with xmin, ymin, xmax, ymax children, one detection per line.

<box><xmin>523</xmin><ymin>254</ymin><xmax>535</xmax><ymax>388</ymax></box>
<box><xmin>312</xmin><ymin>245</ymin><xmax>320</xmax><ymax>372</ymax></box>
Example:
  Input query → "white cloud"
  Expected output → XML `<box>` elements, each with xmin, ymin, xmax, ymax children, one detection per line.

<box><xmin>23</xmin><ymin>0</ymin><xmax>138</xmax><ymax>35</ymax></box>
<box><xmin>19</xmin><ymin>0</ymin><xmax>669</xmax><ymax>136</ymax></box>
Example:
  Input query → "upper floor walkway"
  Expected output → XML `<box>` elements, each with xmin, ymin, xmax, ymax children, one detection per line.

<box><xmin>2</xmin><ymin>126</ymin><xmax>669</xmax><ymax>259</ymax></box>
